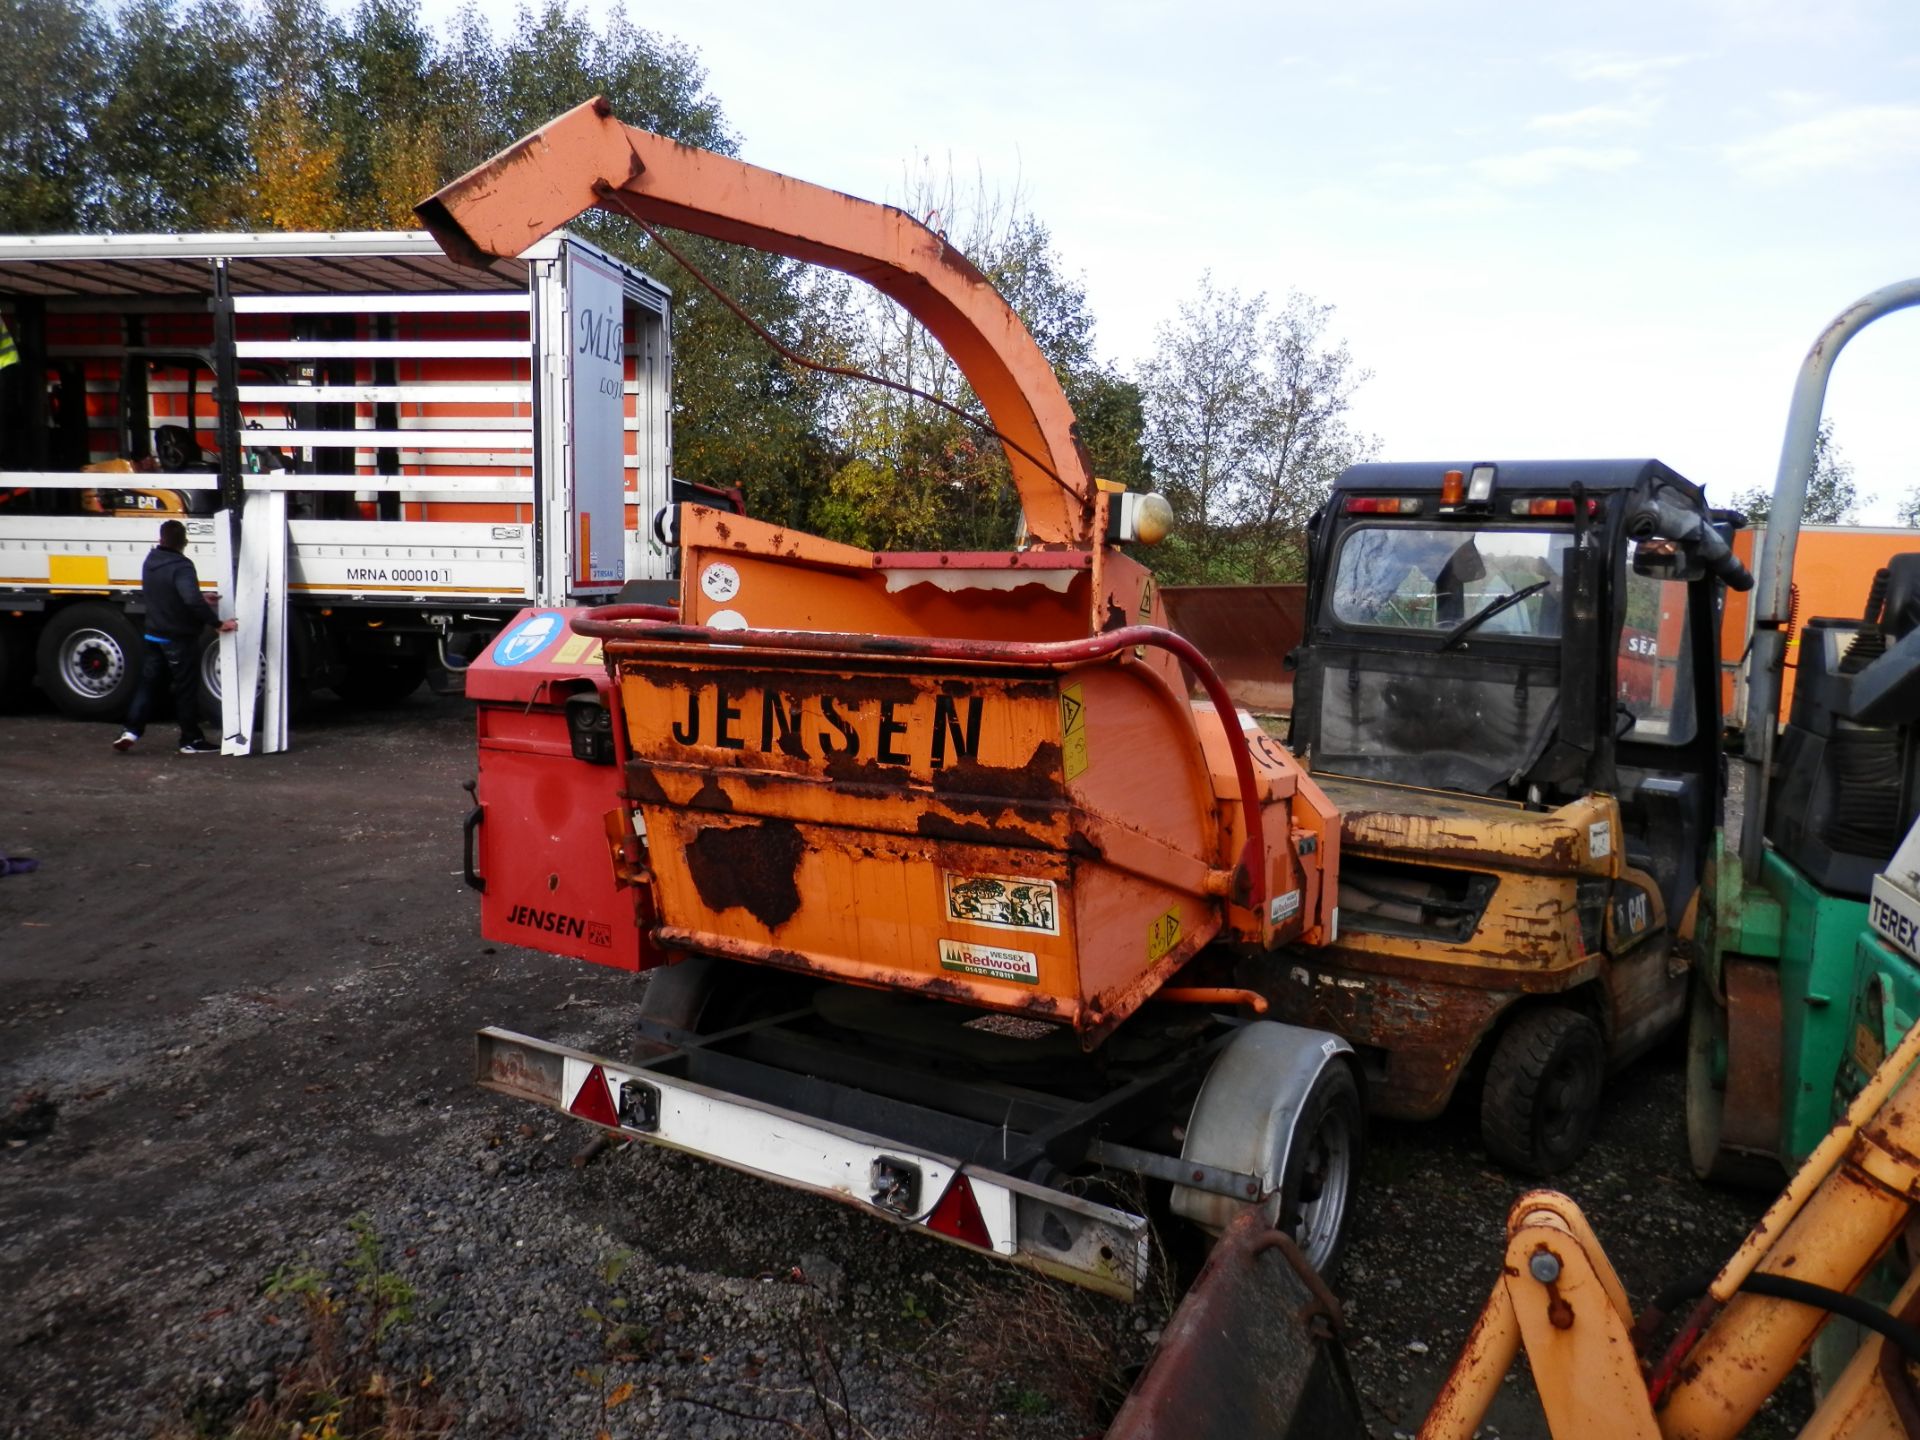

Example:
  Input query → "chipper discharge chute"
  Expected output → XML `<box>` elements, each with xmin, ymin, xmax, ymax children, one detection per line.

<box><xmin>435</xmin><ymin>99</ymin><xmax>1362</xmax><ymax>1300</ymax></box>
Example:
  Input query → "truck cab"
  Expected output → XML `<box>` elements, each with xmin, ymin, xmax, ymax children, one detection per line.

<box><xmin>1272</xmin><ymin>459</ymin><xmax>1745</xmax><ymax>1173</ymax></box>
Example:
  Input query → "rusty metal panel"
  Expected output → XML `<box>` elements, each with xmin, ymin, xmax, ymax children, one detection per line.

<box><xmin>1161</xmin><ymin>583</ymin><xmax>1307</xmax><ymax>713</ymax></box>
<box><xmin>1107</xmin><ymin>1212</ymin><xmax>1366</xmax><ymax>1440</ymax></box>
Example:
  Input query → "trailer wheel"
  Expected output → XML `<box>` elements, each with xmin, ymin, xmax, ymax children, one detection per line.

<box><xmin>36</xmin><ymin>603</ymin><xmax>141</xmax><ymax>720</ymax></box>
<box><xmin>1480</xmin><ymin>1006</ymin><xmax>1604</xmax><ymax>1175</ymax></box>
<box><xmin>1173</xmin><ymin>1021</ymin><xmax>1363</xmax><ymax>1275</ymax></box>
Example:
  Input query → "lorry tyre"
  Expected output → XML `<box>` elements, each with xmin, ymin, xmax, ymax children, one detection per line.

<box><xmin>1173</xmin><ymin>1021</ymin><xmax>1363</xmax><ymax>1275</ymax></box>
<box><xmin>195</xmin><ymin>623</ymin><xmax>313</xmax><ymax>725</ymax></box>
<box><xmin>35</xmin><ymin>603</ymin><xmax>141</xmax><ymax>720</ymax></box>
<box><xmin>334</xmin><ymin>655</ymin><xmax>427</xmax><ymax>707</ymax></box>
<box><xmin>1480</xmin><ymin>1006</ymin><xmax>1604</xmax><ymax>1175</ymax></box>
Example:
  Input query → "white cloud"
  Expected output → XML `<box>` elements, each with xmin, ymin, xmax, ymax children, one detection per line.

<box><xmin>1471</xmin><ymin>146</ymin><xmax>1641</xmax><ymax>187</ymax></box>
<box><xmin>1725</xmin><ymin>104</ymin><xmax>1920</xmax><ymax>179</ymax></box>
<box><xmin>1527</xmin><ymin>102</ymin><xmax>1657</xmax><ymax>135</ymax></box>
<box><xmin>1559</xmin><ymin>51</ymin><xmax>1693</xmax><ymax>85</ymax></box>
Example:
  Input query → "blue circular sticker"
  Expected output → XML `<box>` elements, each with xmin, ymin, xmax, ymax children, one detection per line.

<box><xmin>492</xmin><ymin>611</ymin><xmax>563</xmax><ymax>667</ymax></box>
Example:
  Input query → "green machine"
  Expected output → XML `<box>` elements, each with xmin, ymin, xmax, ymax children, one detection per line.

<box><xmin>1688</xmin><ymin>278</ymin><xmax>1920</xmax><ymax>1188</ymax></box>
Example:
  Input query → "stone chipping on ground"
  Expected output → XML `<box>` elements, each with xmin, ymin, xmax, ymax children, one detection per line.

<box><xmin>1</xmin><ymin>696</ymin><xmax>1801</xmax><ymax>1438</ymax></box>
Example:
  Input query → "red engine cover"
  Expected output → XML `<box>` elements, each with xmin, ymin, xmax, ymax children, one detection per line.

<box><xmin>468</xmin><ymin>608</ymin><xmax>655</xmax><ymax>971</ymax></box>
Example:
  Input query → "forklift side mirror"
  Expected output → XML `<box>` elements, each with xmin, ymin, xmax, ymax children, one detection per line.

<box><xmin>1631</xmin><ymin>538</ymin><xmax>1707</xmax><ymax>583</ymax></box>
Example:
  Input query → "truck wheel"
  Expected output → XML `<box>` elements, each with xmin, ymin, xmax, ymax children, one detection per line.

<box><xmin>1480</xmin><ymin>1007</ymin><xmax>1604</xmax><ymax>1175</ymax></box>
<box><xmin>334</xmin><ymin>655</ymin><xmax>426</xmax><ymax>707</ymax></box>
<box><xmin>35</xmin><ymin>603</ymin><xmax>141</xmax><ymax>720</ymax></box>
<box><xmin>195</xmin><ymin>624</ymin><xmax>314</xmax><ymax>725</ymax></box>
<box><xmin>1173</xmin><ymin>1021</ymin><xmax>1364</xmax><ymax>1275</ymax></box>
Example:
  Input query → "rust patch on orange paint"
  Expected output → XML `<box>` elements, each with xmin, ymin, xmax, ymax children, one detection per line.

<box><xmin>685</xmin><ymin>821</ymin><xmax>804</xmax><ymax>928</ymax></box>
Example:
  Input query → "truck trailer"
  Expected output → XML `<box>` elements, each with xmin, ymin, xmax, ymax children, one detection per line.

<box><xmin>0</xmin><ymin>229</ymin><xmax>671</xmax><ymax>722</ymax></box>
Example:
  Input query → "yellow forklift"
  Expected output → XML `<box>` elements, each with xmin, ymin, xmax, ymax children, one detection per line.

<box><xmin>1266</xmin><ymin>456</ymin><xmax>1750</xmax><ymax>1173</ymax></box>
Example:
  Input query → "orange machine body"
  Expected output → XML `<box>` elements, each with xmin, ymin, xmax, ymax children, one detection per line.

<box><xmin>596</xmin><ymin>507</ymin><xmax>1337</xmax><ymax>1047</ymax></box>
<box><xmin>420</xmin><ymin>100</ymin><xmax>1340</xmax><ymax>1047</ymax></box>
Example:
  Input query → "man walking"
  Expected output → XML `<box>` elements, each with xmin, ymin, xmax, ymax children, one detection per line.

<box><xmin>114</xmin><ymin>519</ymin><xmax>237</xmax><ymax>754</ymax></box>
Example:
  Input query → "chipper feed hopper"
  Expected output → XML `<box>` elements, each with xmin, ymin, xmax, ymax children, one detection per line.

<box><xmin>436</xmin><ymin>100</ymin><xmax>1363</xmax><ymax>1306</ymax></box>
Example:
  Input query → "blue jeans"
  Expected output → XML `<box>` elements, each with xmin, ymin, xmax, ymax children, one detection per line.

<box><xmin>126</xmin><ymin>636</ymin><xmax>206</xmax><ymax>744</ymax></box>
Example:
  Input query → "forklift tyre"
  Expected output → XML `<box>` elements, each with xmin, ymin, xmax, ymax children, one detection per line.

<box><xmin>1480</xmin><ymin>1006</ymin><xmax>1604</xmax><ymax>1176</ymax></box>
<box><xmin>1173</xmin><ymin>1022</ymin><xmax>1363</xmax><ymax>1276</ymax></box>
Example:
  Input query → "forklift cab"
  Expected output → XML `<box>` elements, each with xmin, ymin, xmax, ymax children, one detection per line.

<box><xmin>1289</xmin><ymin>459</ymin><xmax>1750</xmax><ymax>933</ymax></box>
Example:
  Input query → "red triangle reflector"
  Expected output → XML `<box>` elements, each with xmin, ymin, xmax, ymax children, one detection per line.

<box><xmin>569</xmin><ymin>1064</ymin><xmax>620</xmax><ymax>1128</ymax></box>
<box><xmin>925</xmin><ymin>1174</ymin><xmax>993</xmax><ymax>1250</ymax></box>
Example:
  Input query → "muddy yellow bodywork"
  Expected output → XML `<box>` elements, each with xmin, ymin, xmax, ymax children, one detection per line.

<box><xmin>1271</xmin><ymin>774</ymin><xmax>1683</xmax><ymax>1118</ymax></box>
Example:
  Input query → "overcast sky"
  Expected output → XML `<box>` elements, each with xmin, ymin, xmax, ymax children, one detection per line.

<box><xmin>472</xmin><ymin>0</ymin><xmax>1920</xmax><ymax>520</ymax></box>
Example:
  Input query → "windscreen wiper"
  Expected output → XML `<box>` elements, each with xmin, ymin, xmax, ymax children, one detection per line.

<box><xmin>1440</xmin><ymin>580</ymin><xmax>1551</xmax><ymax>651</ymax></box>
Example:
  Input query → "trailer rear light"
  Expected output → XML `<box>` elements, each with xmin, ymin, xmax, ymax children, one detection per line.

<box><xmin>870</xmin><ymin>1157</ymin><xmax>922</xmax><ymax>1216</ymax></box>
<box><xmin>568</xmin><ymin>1063</ymin><xmax>621</xmax><ymax>1127</ymax></box>
<box><xmin>1344</xmin><ymin>496</ymin><xmax>1421</xmax><ymax>514</ymax></box>
<box><xmin>1510</xmin><ymin>497</ymin><xmax>1603</xmax><ymax>517</ymax></box>
<box><xmin>925</xmin><ymin>1174</ymin><xmax>995</xmax><ymax>1249</ymax></box>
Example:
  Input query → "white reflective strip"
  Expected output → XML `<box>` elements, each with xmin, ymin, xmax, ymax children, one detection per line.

<box><xmin>237</xmin><ymin>384</ymin><xmax>531</xmax><ymax>404</ymax></box>
<box><xmin>235</xmin><ymin>340</ymin><xmax>532</xmax><ymax>359</ymax></box>
<box><xmin>233</xmin><ymin>293</ymin><xmax>530</xmax><ymax>315</ymax></box>
<box><xmin>242</xmin><ymin>430</ymin><xmax>534</xmax><ymax>449</ymax></box>
<box><xmin>566</xmin><ymin>1056</ymin><xmax>969</xmax><ymax>1225</ymax></box>
<box><xmin>239</xmin><ymin>475</ymin><xmax>532</xmax><ymax>495</ymax></box>
<box><xmin>0</xmin><ymin>470</ymin><xmax>217</xmax><ymax>490</ymax></box>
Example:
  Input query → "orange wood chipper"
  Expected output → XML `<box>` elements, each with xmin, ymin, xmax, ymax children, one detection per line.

<box><xmin>437</xmin><ymin>99</ymin><xmax>1366</xmax><ymax>1308</ymax></box>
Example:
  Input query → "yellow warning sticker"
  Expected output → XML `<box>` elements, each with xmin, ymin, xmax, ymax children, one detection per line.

<box><xmin>1147</xmin><ymin>906</ymin><xmax>1182</xmax><ymax>963</ymax></box>
<box><xmin>1060</xmin><ymin>682</ymin><xmax>1089</xmax><ymax>781</ymax></box>
<box><xmin>1135</xmin><ymin>576</ymin><xmax>1154</xmax><ymax>659</ymax></box>
<box><xmin>552</xmin><ymin>634</ymin><xmax>603</xmax><ymax>667</ymax></box>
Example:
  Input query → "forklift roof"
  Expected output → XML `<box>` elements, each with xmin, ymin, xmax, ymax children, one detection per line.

<box><xmin>1338</xmin><ymin>458</ymin><xmax>1701</xmax><ymax>497</ymax></box>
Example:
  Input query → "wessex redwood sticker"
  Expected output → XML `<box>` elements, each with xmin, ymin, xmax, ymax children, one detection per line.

<box><xmin>937</xmin><ymin>939</ymin><xmax>1040</xmax><ymax>984</ymax></box>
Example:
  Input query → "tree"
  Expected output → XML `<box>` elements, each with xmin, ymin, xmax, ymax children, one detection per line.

<box><xmin>816</xmin><ymin>161</ymin><xmax>1142</xmax><ymax>551</ymax></box>
<box><xmin>0</xmin><ymin>0</ymin><xmax>107</xmax><ymax>232</ymax></box>
<box><xmin>1143</xmin><ymin>276</ymin><xmax>1375</xmax><ymax>584</ymax></box>
<box><xmin>91</xmin><ymin>0</ymin><xmax>251</xmax><ymax>231</ymax></box>
<box><xmin>1897</xmin><ymin>488</ymin><xmax>1920</xmax><ymax>528</ymax></box>
<box><xmin>1736</xmin><ymin>418</ymin><xmax>1857</xmax><ymax>525</ymax></box>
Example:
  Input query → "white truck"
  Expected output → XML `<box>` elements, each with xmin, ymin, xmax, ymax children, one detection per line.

<box><xmin>0</xmin><ymin>230</ymin><xmax>673</xmax><ymax>721</ymax></box>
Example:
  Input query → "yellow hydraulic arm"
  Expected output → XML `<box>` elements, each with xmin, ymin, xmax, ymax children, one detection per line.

<box><xmin>1423</xmin><ymin>1017</ymin><xmax>1920</xmax><ymax>1439</ymax></box>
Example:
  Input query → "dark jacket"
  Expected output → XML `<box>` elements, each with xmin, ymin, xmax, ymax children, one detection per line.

<box><xmin>140</xmin><ymin>545</ymin><xmax>221</xmax><ymax>640</ymax></box>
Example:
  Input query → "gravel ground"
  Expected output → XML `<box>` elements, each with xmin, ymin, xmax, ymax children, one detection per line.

<box><xmin>1</xmin><ymin>694</ymin><xmax>1803</xmax><ymax>1438</ymax></box>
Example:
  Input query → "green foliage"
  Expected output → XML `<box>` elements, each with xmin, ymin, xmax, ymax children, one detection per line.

<box><xmin>346</xmin><ymin>1213</ymin><xmax>416</xmax><ymax>1343</ymax></box>
<box><xmin>1735</xmin><ymin>418</ymin><xmax>1857</xmax><ymax>526</ymax></box>
<box><xmin>0</xmin><ymin>0</ymin><xmax>108</xmax><ymax>231</ymax></box>
<box><xmin>1143</xmin><ymin>273</ymin><xmax>1376</xmax><ymax>584</ymax></box>
<box><xmin>93</xmin><ymin>0</ymin><xmax>253</xmax><ymax>230</ymax></box>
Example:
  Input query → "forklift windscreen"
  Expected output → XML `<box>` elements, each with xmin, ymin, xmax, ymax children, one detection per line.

<box><xmin>1331</xmin><ymin>526</ymin><xmax>1572</xmax><ymax>637</ymax></box>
